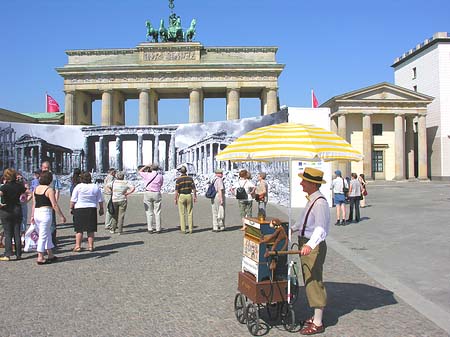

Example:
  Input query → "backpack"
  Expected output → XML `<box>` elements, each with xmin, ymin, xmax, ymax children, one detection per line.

<box><xmin>235</xmin><ymin>181</ymin><xmax>248</xmax><ymax>200</ymax></box>
<box><xmin>205</xmin><ymin>179</ymin><xmax>217</xmax><ymax>199</ymax></box>
<box><xmin>342</xmin><ymin>177</ymin><xmax>349</xmax><ymax>196</ymax></box>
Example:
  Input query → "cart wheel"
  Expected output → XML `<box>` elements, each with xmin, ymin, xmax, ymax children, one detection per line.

<box><xmin>234</xmin><ymin>293</ymin><xmax>247</xmax><ymax>324</ymax></box>
<box><xmin>282</xmin><ymin>306</ymin><xmax>297</xmax><ymax>332</ymax></box>
<box><xmin>246</xmin><ymin>303</ymin><xmax>260</xmax><ymax>336</ymax></box>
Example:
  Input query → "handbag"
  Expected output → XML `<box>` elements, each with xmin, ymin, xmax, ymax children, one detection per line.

<box><xmin>107</xmin><ymin>198</ymin><xmax>115</xmax><ymax>214</ymax></box>
<box><xmin>342</xmin><ymin>177</ymin><xmax>349</xmax><ymax>196</ymax></box>
<box><xmin>24</xmin><ymin>223</ymin><xmax>39</xmax><ymax>252</ymax></box>
<box><xmin>107</xmin><ymin>181</ymin><xmax>115</xmax><ymax>214</ymax></box>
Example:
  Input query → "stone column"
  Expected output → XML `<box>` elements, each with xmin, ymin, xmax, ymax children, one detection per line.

<box><xmin>337</xmin><ymin>114</ymin><xmax>349</xmax><ymax>176</ymax></box>
<box><xmin>83</xmin><ymin>138</ymin><xmax>89</xmax><ymax>172</ymax></box>
<box><xmin>209</xmin><ymin>143</ymin><xmax>214</xmax><ymax>173</ymax></box>
<box><xmin>19</xmin><ymin>147</ymin><xmax>25</xmax><ymax>172</ymax></box>
<box><xmin>226</xmin><ymin>88</ymin><xmax>240</xmax><ymax>120</ymax></box>
<box><xmin>417</xmin><ymin>114</ymin><xmax>428</xmax><ymax>180</ymax></box>
<box><xmin>30</xmin><ymin>147</ymin><xmax>35</xmax><ymax>172</ymax></box>
<box><xmin>193</xmin><ymin>147</ymin><xmax>198</xmax><ymax>173</ymax></box>
<box><xmin>153</xmin><ymin>134</ymin><xmax>160</xmax><ymax>165</ymax></box>
<box><xmin>189</xmin><ymin>88</ymin><xmax>202</xmax><ymax>123</ymax></box>
<box><xmin>405</xmin><ymin>116</ymin><xmax>415</xmax><ymax>179</ymax></box>
<box><xmin>260</xmin><ymin>89</ymin><xmax>268</xmax><ymax>116</ymax></box>
<box><xmin>138</xmin><ymin>89</ymin><xmax>150</xmax><ymax>125</ymax></box>
<box><xmin>200</xmin><ymin>90</ymin><xmax>205</xmax><ymax>123</ymax></box>
<box><xmin>137</xmin><ymin>133</ymin><xmax>144</xmax><ymax>167</ymax></box>
<box><xmin>98</xmin><ymin>136</ymin><xmax>105</xmax><ymax>173</ymax></box>
<box><xmin>202</xmin><ymin>145</ymin><xmax>207</xmax><ymax>174</ymax></box>
<box><xmin>101</xmin><ymin>90</ymin><xmax>113</xmax><ymax>126</ymax></box>
<box><xmin>362</xmin><ymin>113</ymin><xmax>372</xmax><ymax>179</ymax></box>
<box><xmin>116</xmin><ymin>135</ymin><xmax>123</xmax><ymax>171</ymax></box>
<box><xmin>394</xmin><ymin>113</ymin><xmax>405</xmax><ymax>180</ymax></box>
<box><xmin>266</xmin><ymin>88</ymin><xmax>278</xmax><ymax>114</ymax></box>
<box><xmin>37</xmin><ymin>144</ymin><xmax>42</xmax><ymax>168</ymax></box>
<box><xmin>150</xmin><ymin>90</ymin><xmax>158</xmax><ymax>125</ymax></box>
<box><xmin>169</xmin><ymin>134</ymin><xmax>176</xmax><ymax>170</ymax></box>
<box><xmin>64</xmin><ymin>91</ymin><xmax>76</xmax><ymax>125</ymax></box>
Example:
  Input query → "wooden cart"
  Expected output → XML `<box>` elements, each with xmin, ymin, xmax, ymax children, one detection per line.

<box><xmin>233</xmin><ymin>217</ymin><xmax>299</xmax><ymax>335</ymax></box>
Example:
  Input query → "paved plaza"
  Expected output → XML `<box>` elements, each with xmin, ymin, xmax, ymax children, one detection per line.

<box><xmin>1</xmin><ymin>181</ymin><xmax>449</xmax><ymax>337</ymax></box>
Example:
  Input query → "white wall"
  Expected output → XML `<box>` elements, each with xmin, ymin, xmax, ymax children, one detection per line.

<box><xmin>287</xmin><ymin>107</ymin><xmax>333</xmax><ymax>208</ymax></box>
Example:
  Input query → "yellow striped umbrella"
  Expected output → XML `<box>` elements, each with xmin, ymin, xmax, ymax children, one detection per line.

<box><xmin>216</xmin><ymin>122</ymin><xmax>363</xmax><ymax>162</ymax></box>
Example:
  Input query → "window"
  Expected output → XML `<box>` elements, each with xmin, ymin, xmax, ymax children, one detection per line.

<box><xmin>413</xmin><ymin>85</ymin><xmax>417</xmax><ymax>92</ymax></box>
<box><xmin>372</xmin><ymin>150</ymin><xmax>384</xmax><ymax>172</ymax></box>
<box><xmin>372</xmin><ymin>123</ymin><xmax>383</xmax><ymax>136</ymax></box>
<box><xmin>412</xmin><ymin>67</ymin><xmax>417</xmax><ymax>79</ymax></box>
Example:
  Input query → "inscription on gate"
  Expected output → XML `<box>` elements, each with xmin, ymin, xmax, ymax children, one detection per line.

<box><xmin>143</xmin><ymin>51</ymin><xmax>198</xmax><ymax>62</ymax></box>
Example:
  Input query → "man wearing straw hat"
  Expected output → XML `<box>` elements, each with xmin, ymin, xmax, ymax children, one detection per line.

<box><xmin>291</xmin><ymin>167</ymin><xmax>329</xmax><ymax>335</ymax></box>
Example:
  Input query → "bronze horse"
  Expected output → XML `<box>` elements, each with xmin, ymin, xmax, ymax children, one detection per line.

<box><xmin>185</xmin><ymin>19</ymin><xmax>196</xmax><ymax>42</ymax></box>
<box><xmin>159</xmin><ymin>19</ymin><xmax>168</xmax><ymax>42</ymax></box>
<box><xmin>145</xmin><ymin>21</ymin><xmax>158</xmax><ymax>42</ymax></box>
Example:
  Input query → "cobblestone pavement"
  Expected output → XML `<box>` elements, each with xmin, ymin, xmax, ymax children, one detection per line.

<box><xmin>1</xmin><ymin>182</ymin><xmax>449</xmax><ymax>337</ymax></box>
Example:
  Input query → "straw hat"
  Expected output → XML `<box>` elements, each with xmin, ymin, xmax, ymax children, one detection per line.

<box><xmin>298</xmin><ymin>167</ymin><xmax>326</xmax><ymax>184</ymax></box>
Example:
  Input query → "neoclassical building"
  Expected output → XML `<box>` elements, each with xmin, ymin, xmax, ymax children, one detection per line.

<box><xmin>57</xmin><ymin>42</ymin><xmax>284</xmax><ymax>126</ymax></box>
<box><xmin>392</xmin><ymin>32</ymin><xmax>450</xmax><ymax>180</ymax></box>
<box><xmin>322</xmin><ymin>82</ymin><xmax>433</xmax><ymax>180</ymax></box>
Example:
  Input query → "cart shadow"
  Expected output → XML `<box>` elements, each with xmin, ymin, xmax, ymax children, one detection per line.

<box><xmin>244</xmin><ymin>282</ymin><xmax>397</xmax><ymax>335</ymax></box>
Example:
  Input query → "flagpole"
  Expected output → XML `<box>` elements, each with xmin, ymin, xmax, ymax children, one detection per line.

<box><xmin>45</xmin><ymin>92</ymin><xmax>47</xmax><ymax>113</ymax></box>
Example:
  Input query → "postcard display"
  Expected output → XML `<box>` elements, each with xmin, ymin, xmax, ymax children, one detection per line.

<box><xmin>241</xmin><ymin>217</ymin><xmax>289</xmax><ymax>282</ymax></box>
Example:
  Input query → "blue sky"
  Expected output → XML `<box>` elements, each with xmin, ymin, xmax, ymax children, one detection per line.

<box><xmin>1</xmin><ymin>0</ymin><xmax>449</xmax><ymax>125</ymax></box>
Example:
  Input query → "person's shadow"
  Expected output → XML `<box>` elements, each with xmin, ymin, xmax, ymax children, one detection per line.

<box><xmin>246</xmin><ymin>281</ymin><xmax>397</xmax><ymax>335</ymax></box>
<box><xmin>293</xmin><ymin>281</ymin><xmax>397</xmax><ymax>327</ymax></box>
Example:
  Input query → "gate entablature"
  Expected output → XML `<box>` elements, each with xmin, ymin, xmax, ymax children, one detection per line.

<box><xmin>57</xmin><ymin>42</ymin><xmax>284</xmax><ymax>126</ymax></box>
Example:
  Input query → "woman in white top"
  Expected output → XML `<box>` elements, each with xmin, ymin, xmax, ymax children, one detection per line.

<box><xmin>231</xmin><ymin>169</ymin><xmax>255</xmax><ymax>230</ymax></box>
<box><xmin>105</xmin><ymin>171</ymin><xmax>135</xmax><ymax>235</ymax></box>
<box><xmin>347</xmin><ymin>173</ymin><xmax>362</xmax><ymax>223</ymax></box>
<box><xmin>70</xmin><ymin>172</ymin><xmax>104</xmax><ymax>252</ymax></box>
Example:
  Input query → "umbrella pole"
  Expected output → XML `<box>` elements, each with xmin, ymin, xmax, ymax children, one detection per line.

<box><xmin>287</xmin><ymin>158</ymin><xmax>292</xmax><ymax>304</ymax></box>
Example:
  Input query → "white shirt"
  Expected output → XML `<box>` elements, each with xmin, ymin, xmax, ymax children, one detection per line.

<box><xmin>349</xmin><ymin>179</ymin><xmax>362</xmax><ymax>197</ymax></box>
<box><xmin>331</xmin><ymin>177</ymin><xmax>348</xmax><ymax>194</ymax></box>
<box><xmin>291</xmin><ymin>190</ymin><xmax>330</xmax><ymax>249</ymax></box>
<box><xmin>71</xmin><ymin>183</ymin><xmax>103</xmax><ymax>208</ymax></box>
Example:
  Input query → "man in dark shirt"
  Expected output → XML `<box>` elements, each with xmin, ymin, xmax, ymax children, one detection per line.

<box><xmin>175</xmin><ymin>166</ymin><xmax>197</xmax><ymax>234</ymax></box>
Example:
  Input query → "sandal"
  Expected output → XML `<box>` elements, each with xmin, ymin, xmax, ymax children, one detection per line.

<box><xmin>303</xmin><ymin>316</ymin><xmax>315</xmax><ymax>325</ymax></box>
<box><xmin>88</xmin><ymin>247</ymin><xmax>94</xmax><ymax>252</ymax></box>
<box><xmin>300</xmin><ymin>322</ymin><xmax>324</xmax><ymax>335</ymax></box>
<box><xmin>36</xmin><ymin>260</ymin><xmax>48</xmax><ymax>265</ymax></box>
<box><xmin>73</xmin><ymin>247</ymin><xmax>82</xmax><ymax>252</ymax></box>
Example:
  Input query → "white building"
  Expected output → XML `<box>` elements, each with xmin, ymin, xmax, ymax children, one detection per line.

<box><xmin>392</xmin><ymin>32</ymin><xmax>450</xmax><ymax>180</ymax></box>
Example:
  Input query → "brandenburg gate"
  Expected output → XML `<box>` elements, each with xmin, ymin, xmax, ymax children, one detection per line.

<box><xmin>57</xmin><ymin>42</ymin><xmax>284</xmax><ymax>126</ymax></box>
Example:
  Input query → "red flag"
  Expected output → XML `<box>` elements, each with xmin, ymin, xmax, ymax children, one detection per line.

<box><xmin>312</xmin><ymin>90</ymin><xmax>319</xmax><ymax>108</ymax></box>
<box><xmin>46</xmin><ymin>94</ymin><xmax>60</xmax><ymax>113</ymax></box>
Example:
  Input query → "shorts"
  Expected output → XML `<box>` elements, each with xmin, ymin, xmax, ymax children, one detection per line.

<box><xmin>334</xmin><ymin>193</ymin><xmax>346</xmax><ymax>205</ymax></box>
